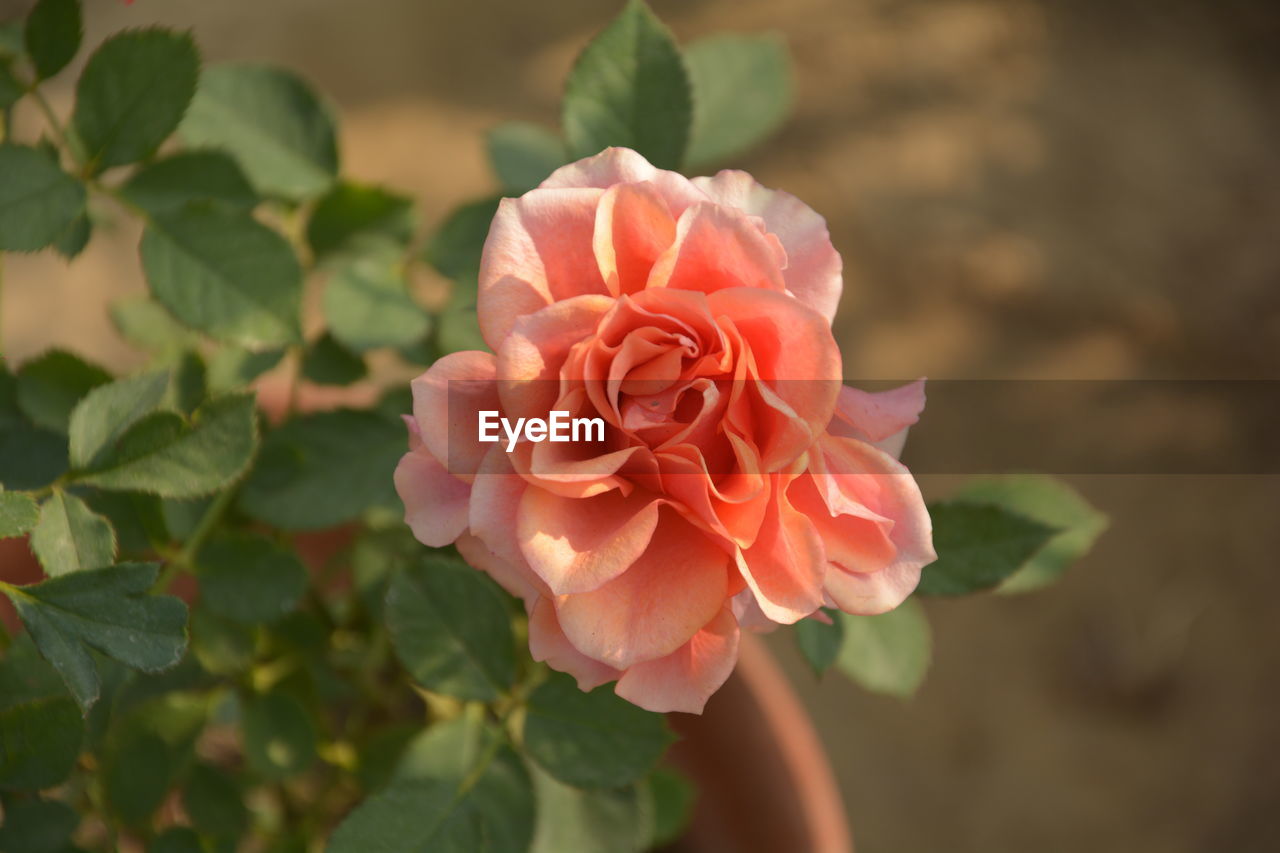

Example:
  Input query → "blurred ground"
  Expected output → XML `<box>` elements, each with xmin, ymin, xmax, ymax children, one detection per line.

<box><xmin>2</xmin><ymin>0</ymin><xmax>1278</xmax><ymax>850</ymax></box>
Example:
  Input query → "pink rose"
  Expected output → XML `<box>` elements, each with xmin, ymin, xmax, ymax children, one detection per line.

<box><xmin>395</xmin><ymin>148</ymin><xmax>935</xmax><ymax>713</ymax></box>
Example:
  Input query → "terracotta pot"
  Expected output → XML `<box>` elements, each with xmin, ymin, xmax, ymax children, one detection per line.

<box><xmin>665</xmin><ymin>634</ymin><xmax>852</xmax><ymax>853</ymax></box>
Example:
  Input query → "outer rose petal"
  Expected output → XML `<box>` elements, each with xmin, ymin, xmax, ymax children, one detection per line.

<box><xmin>528</xmin><ymin>596</ymin><xmax>621</xmax><ymax>691</ymax></box>
<box><xmin>555</xmin><ymin>510</ymin><xmax>731</xmax><ymax>669</ymax></box>
<box><xmin>693</xmin><ymin>170</ymin><xmax>842</xmax><ymax>323</ymax></box>
<box><xmin>593</xmin><ymin>182</ymin><xmax>677</xmax><ymax>296</ymax></box>
<box><xmin>541</xmin><ymin>147</ymin><xmax>708</xmax><ymax>216</ymax></box>
<box><xmin>410</xmin><ymin>350</ymin><xmax>499</xmax><ymax>480</ymax></box>
<box><xmin>615</xmin><ymin>606</ymin><xmax>740</xmax><ymax>714</ymax></box>
<box><xmin>394</xmin><ymin>449</ymin><xmax>470</xmax><ymax>547</ymax></box>
<box><xmin>735</xmin><ymin>470</ymin><xmax>827</xmax><ymax>624</ymax></box>
<box><xmin>478</xmin><ymin>188</ymin><xmax>607</xmax><ymax>347</ymax></box>
<box><xmin>455</xmin><ymin>533</ymin><xmax>547</xmax><ymax>606</ymax></box>
<box><xmin>517</xmin><ymin>488</ymin><xmax>662</xmax><ymax>595</ymax></box>
<box><xmin>830</xmin><ymin>379</ymin><xmax>926</xmax><ymax>459</ymax></box>
<box><xmin>647</xmin><ymin>202</ymin><xmax>787</xmax><ymax>297</ymax></box>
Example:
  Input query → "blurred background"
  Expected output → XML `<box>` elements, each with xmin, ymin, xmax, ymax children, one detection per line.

<box><xmin>2</xmin><ymin>0</ymin><xmax>1277</xmax><ymax>850</ymax></box>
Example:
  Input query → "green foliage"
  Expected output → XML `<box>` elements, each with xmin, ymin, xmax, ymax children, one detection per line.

<box><xmin>103</xmin><ymin>726</ymin><xmax>175</xmax><ymax>825</ymax></box>
<box><xmin>953</xmin><ymin>475</ymin><xmax>1109</xmax><ymax>593</ymax></box>
<box><xmin>184</xmin><ymin>761</ymin><xmax>249</xmax><ymax>841</ymax></box>
<box><xmin>794</xmin><ymin>608</ymin><xmax>844</xmax><ymax>677</ymax></box>
<box><xmin>486</xmin><ymin>122</ymin><xmax>568</xmax><ymax>192</ymax></box>
<box><xmin>301</xmin><ymin>332</ymin><xmax>368</xmax><ymax>386</ymax></box>
<box><xmin>1</xmin><ymin>563</ymin><xmax>188</xmax><ymax>711</ymax></box>
<box><xmin>917</xmin><ymin>502</ymin><xmax>1058</xmax><ymax>596</ymax></box>
<box><xmin>181</xmin><ymin>63</ymin><xmax>339</xmax><ymax>199</ymax></box>
<box><xmin>685</xmin><ymin>33</ymin><xmax>792</xmax><ymax>167</ymax></box>
<box><xmin>322</xmin><ymin>256</ymin><xmax>431</xmax><ymax>352</ymax></box>
<box><xmin>74</xmin><ymin>394</ymin><xmax>258</xmax><ymax>498</ymax></box>
<box><xmin>24</xmin><ymin>0</ymin><xmax>81</xmax><ymax>81</ymax></box>
<box><xmin>0</xmin><ymin>796</ymin><xmax>80</xmax><ymax>851</ymax></box>
<box><xmin>530</xmin><ymin>765</ymin><xmax>653</xmax><ymax>853</ymax></box>
<box><xmin>0</xmin><ymin>488</ymin><xmax>40</xmax><ymax>538</ymax></box>
<box><xmin>238</xmin><ymin>409</ymin><xmax>403</xmax><ymax>529</ymax></box>
<box><xmin>67</xmin><ymin>370</ymin><xmax>170</xmax><ymax>470</ymax></box>
<box><xmin>0</xmin><ymin>697</ymin><xmax>83</xmax><ymax>790</ymax></box>
<box><xmin>196</xmin><ymin>534</ymin><xmax>309</xmax><ymax>624</ymax></box>
<box><xmin>563</xmin><ymin>0</ymin><xmax>691</xmax><ymax>169</ymax></box>
<box><xmin>15</xmin><ymin>349</ymin><xmax>111</xmax><ymax>432</ymax></box>
<box><xmin>0</xmin><ymin>143</ymin><xmax>86</xmax><ymax>252</ymax></box>
<box><xmin>31</xmin><ymin>489</ymin><xmax>117</xmax><ymax>575</ymax></box>
<box><xmin>109</xmin><ymin>297</ymin><xmax>198</xmax><ymax>354</ymax></box>
<box><xmin>646</xmin><ymin>767</ymin><xmax>696</xmax><ymax>848</ymax></box>
<box><xmin>522</xmin><ymin>672</ymin><xmax>673</xmax><ymax>789</ymax></box>
<box><xmin>72</xmin><ymin>29</ymin><xmax>199</xmax><ymax>172</ymax></box>
<box><xmin>307</xmin><ymin>182</ymin><xmax>416</xmax><ymax>260</ymax></box>
<box><xmin>385</xmin><ymin>554</ymin><xmax>516</xmax><ymax>701</ymax></box>
<box><xmin>121</xmin><ymin>150</ymin><xmax>259</xmax><ymax>216</ymax></box>
<box><xmin>835</xmin><ymin>599</ymin><xmax>932</xmax><ymax>698</ymax></box>
<box><xmin>241</xmin><ymin>690</ymin><xmax>317</xmax><ymax>780</ymax></box>
<box><xmin>141</xmin><ymin>205</ymin><xmax>304</xmax><ymax>347</ymax></box>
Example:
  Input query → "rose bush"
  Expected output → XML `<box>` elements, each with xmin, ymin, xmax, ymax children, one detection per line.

<box><xmin>396</xmin><ymin>148</ymin><xmax>936</xmax><ymax>712</ymax></box>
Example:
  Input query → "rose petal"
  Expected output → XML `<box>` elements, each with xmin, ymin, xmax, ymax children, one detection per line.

<box><xmin>410</xmin><ymin>351</ymin><xmax>500</xmax><ymax>481</ymax></box>
<box><xmin>528</xmin><ymin>596</ymin><xmax>622</xmax><ymax>691</ymax></box>
<box><xmin>735</xmin><ymin>470</ymin><xmax>827</xmax><ymax>624</ymax></box>
<box><xmin>518</xmin><ymin>488</ymin><xmax>662</xmax><ymax>595</ymax></box>
<box><xmin>615</xmin><ymin>606</ymin><xmax>740</xmax><ymax>713</ymax></box>
<box><xmin>693</xmin><ymin>170</ymin><xmax>842</xmax><ymax>323</ymax></box>
<box><xmin>556</xmin><ymin>509</ymin><xmax>730</xmax><ymax>669</ymax></box>
<box><xmin>478</xmin><ymin>188</ymin><xmax>607</xmax><ymax>347</ymax></box>
<box><xmin>594</xmin><ymin>182</ymin><xmax>678</xmax><ymax>297</ymax></box>
<box><xmin>648</xmin><ymin>202</ymin><xmax>788</xmax><ymax>297</ymax></box>
<box><xmin>394</xmin><ymin>449</ymin><xmax>470</xmax><ymax>547</ymax></box>
<box><xmin>542</xmin><ymin>147</ymin><xmax>707</xmax><ymax>216</ymax></box>
<box><xmin>829</xmin><ymin>379</ymin><xmax>926</xmax><ymax>459</ymax></box>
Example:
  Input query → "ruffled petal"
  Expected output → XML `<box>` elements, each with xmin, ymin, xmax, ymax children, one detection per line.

<box><xmin>615</xmin><ymin>606</ymin><xmax>740</xmax><ymax>713</ymax></box>
<box><xmin>528</xmin><ymin>596</ymin><xmax>622</xmax><ymax>690</ymax></box>
<box><xmin>410</xmin><ymin>351</ymin><xmax>499</xmax><ymax>481</ymax></box>
<box><xmin>829</xmin><ymin>379</ymin><xmax>926</xmax><ymax>459</ymax></box>
<box><xmin>394</xmin><ymin>449</ymin><xmax>470</xmax><ymax>547</ymax></box>
<box><xmin>593</xmin><ymin>182</ymin><xmax>677</xmax><ymax>297</ymax></box>
<box><xmin>648</xmin><ymin>202</ymin><xmax>787</xmax><ymax>297</ymax></box>
<box><xmin>541</xmin><ymin>147</ymin><xmax>708</xmax><ymax>216</ymax></box>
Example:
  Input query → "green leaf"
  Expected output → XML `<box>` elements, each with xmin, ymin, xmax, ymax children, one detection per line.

<box><xmin>950</xmin><ymin>475</ymin><xmax>1109</xmax><ymax>594</ymax></box>
<box><xmin>794</xmin><ymin>608</ymin><xmax>844</xmax><ymax>677</ymax></box>
<box><xmin>0</xmin><ymin>635</ymin><xmax>67</xmax><ymax>710</ymax></box>
<box><xmin>196</xmin><ymin>534</ymin><xmax>308</xmax><ymax>625</ymax></box>
<box><xmin>0</xmin><ymin>23</ymin><xmax>23</xmax><ymax>58</ymax></box>
<box><xmin>189</xmin><ymin>607</ymin><xmax>255</xmax><ymax>675</ymax></box>
<box><xmin>332</xmin><ymin>715</ymin><xmax>534</xmax><ymax>853</ymax></box>
<box><xmin>486</xmin><ymin>122</ymin><xmax>568</xmax><ymax>192</ymax></box>
<box><xmin>0</xmin><ymin>61</ymin><xmax>23</xmax><ymax>111</ymax></box>
<box><xmin>72</xmin><ymin>28</ymin><xmax>199</xmax><ymax>172</ymax></box>
<box><xmin>83</xmin><ymin>490</ymin><xmax>166</xmax><ymax>554</ymax></box>
<box><xmin>523</xmin><ymin>671</ymin><xmax>673</xmax><ymax>789</ymax></box>
<box><xmin>684</xmin><ymin>33</ymin><xmax>792</xmax><ymax>167</ymax></box>
<box><xmin>68</xmin><ymin>370</ymin><xmax>169</xmax><ymax>470</ymax></box>
<box><xmin>180</xmin><ymin>63</ymin><xmax>338</xmax><ymax>199</ymax></box>
<box><xmin>0</xmin><ymin>697</ymin><xmax>83</xmax><ymax>790</ymax></box>
<box><xmin>562</xmin><ymin>0</ymin><xmax>692</xmax><ymax>169</ymax></box>
<box><xmin>31</xmin><ymin>490</ymin><xmax>117</xmax><ymax>576</ymax></box>
<box><xmin>0</xmin><ymin>424</ymin><xmax>67</xmax><ymax>490</ymax></box>
<box><xmin>307</xmin><ymin>182</ymin><xmax>415</xmax><ymax>260</ymax></box>
<box><xmin>141</xmin><ymin>205</ymin><xmax>303</xmax><ymax>347</ymax></box>
<box><xmin>385</xmin><ymin>555</ymin><xmax>516</xmax><ymax>701</ymax></box>
<box><xmin>323</xmin><ymin>256</ymin><xmax>431</xmax><ymax>353</ymax></box>
<box><xmin>647</xmin><ymin>767</ymin><xmax>696</xmax><ymax>848</ymax></box>
<box><xmin>121</xmin><ymin>150</ymin><xmax>258</xmax><ymax>216</ymax></box>
<box><xmin>423</xmin><ymin>197</ymin><xmax>500</xmax><ymax>281</ymax></box>
<box><xmin>916</xmin><ymin>502</ymin><xmax>1058</xmax><ymax>596</ymax></box>
<box><xmin>75</xmin><ymin>394</ymin><xmax>258</xmax><ymax>499</ymax></box>
<box><xmin>530</xmin><ymin>766</ymin><xmax>653</xmax><ymax>853</ymax></box>
<box><xmin>164</xmin><ymin>350</ymin><xmax>207</xmax><ymax>416</ymax></box>
<box><xmin>301</xmin><ymin>332</ymin><xmax>367</xmax><ymax>386</ymax></box>
<box><xmin>1</xmin><ymin>563</ymin><xmax>188</xmax><ymax>711</ymax></box>
<box><xmin>0</xmin><ymin>488</ymin><xmax>40</xmax><ymax>538</ymax></box>
<box><xmin>110</xmin><ymin>297</ymin><xmax>198</xmax><ymax>354</ymax></box>
<box><xmin>0</xmin><ymin>796</ymin><xmax>79</xmax><ymax>852</ymax></box>
<box><xmin>15</xmin><ymin>349</ymin><xmax>111</xmax><ymax>433</ymax></box>
<box><xmin>241</xmin><ymin>690</ymin><xmax>316</xmax><ymax>780</ymax></box>
<box><xmin>238</xmin><ymin>408</ymin><xmax>402</xmax><ymax>530</ymax></box>
<box><xmin>184</xmin><ymin>762</ymin><xmax>248</xmax><ymax>840</ymax></box>
<box><xmin>835</xmin><ymin>598</ymin><xmax>931</xmax><ymax>698</ymax></box>
<box><xmin>0</xmin><ymin>143</ymin><xmax>86</xmax><ymax>252</ymax></box>
<box><xmin>205</xmin><ymin>346</ymin><xmax>284</xmax><ymax>392</ymax></box>
<box><xmin>103</xmin><ymin>727</ymin><xmax>174</xmax><ymax>825</ymax></box>
<box><xmin>24</xmin><ymin>0</ymin><xmax>82</xmax><ymax>80</ymax></box>
<box><xmin>52</xmin><ymin>208</ymin><xmax>90</xmax><ymax>259</ymax></box>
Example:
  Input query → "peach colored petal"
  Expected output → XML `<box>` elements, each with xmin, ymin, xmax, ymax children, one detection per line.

<box><xmin>593</xmin><ymin>182</ymin><xmax>677</xmax><ymax>297</ymax></box>
<box><xmin>410</xmin><ymin>351</ymin><xmax>499</xmax><ymax>481</ymax></box>
<box><xmin>498</xmin><ymin>294</ymin><xmax>614</xmax><ymax>416</ymax></box>
<box><xmin>541</xmin><ymin>147</ymin><xmax>708</xmax><ymax>215</ymax></box>
<box><xmin>518</xmin><ymin>488</ymin><xmax>662</xmax><ymax>595</ymax></box>
<box><xmin>735</xmin><ymin>470</ymin><xmax>827</xmax><ymax>624</ymax></box>
<box><xmin>478</xmin><ymin>188</ymin><xmax>607</xmax><ymax>347</ymax></box>
<box><xmin>830</xmin><ymin>379</ymin><xmax>926</xmax><ymax>459</ymax></box>
<box><xmin>647</xmin><ymin>202</ymin><xmax>788</xmax><ymax>297</ymax></box>
<box><xmin>556</xmin><ymin>510</ymin><xmax>730</xmax><ymax>669</ymax></box>
<box><xmin>394</xmin><ymin>450</ymin><xmax>470</xmax><ymax>548</ymax></box>
<box><xmin>615</xmin><ymin>606</ymin><xmax>740</xmax><ymax>713</ymax></box>
<box><xmin>528</xmin><ymin>596</ymin><xmax>622</xmax><ymax>691</ymax></box>
<box><xmin>693</xmin><ymin>170</ymin><xmax>842</xmax><ymax>323</ymax></box>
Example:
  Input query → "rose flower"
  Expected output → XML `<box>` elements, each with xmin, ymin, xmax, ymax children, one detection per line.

<box><xmin>396</xmin><ymin>148</ymin><xmax>935</xmax><ymax>713</ymax></box>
